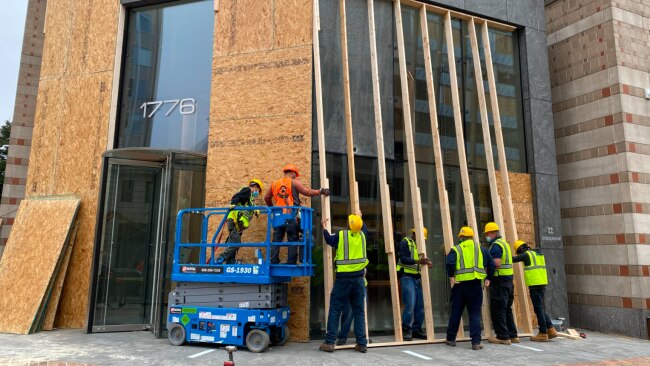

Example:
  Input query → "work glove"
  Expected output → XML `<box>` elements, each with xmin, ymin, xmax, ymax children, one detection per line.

<box><xmin>417</xmin><ymin>257</ymin><xmax>431</xmax><ymax>265</ymax></box>
<box><xmin>228</xmin><ymin>204</ymin><xmax>236</xmax><ymax>210</ymax></box>
<box><xmin>253</xmin><ymin>210</ymin><xmax>260</xmax><ymax>218</ymax></box>
<box><xmin>319</xmin><ymin>188</ymin><xmax>331</xmax><ymax>196</ymax></box>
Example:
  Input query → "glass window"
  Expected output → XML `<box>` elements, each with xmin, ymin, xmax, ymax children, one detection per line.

<box><xmin>117</xmin><ymin>0</ymin><xmax>213</xmax><ymax>152</ymax></box>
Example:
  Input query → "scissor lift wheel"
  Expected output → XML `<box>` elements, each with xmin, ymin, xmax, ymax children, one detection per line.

<box><xmin>271</xmin><ymin>325</ymin><xmax>290</xmax><ymax>346</ymax></box>
<box><xmin>168</xmin><ymin>323</ymin><xmax>186</xmax><ymax>346</ymax></box>
<box><xmin>246</xmin><ymin>329</ymin><xmax>270</xmax><ymax>353</ymax></box>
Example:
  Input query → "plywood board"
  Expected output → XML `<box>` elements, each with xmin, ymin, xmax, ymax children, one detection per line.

<box><xmin>274</xmin><ymin>0</ymin><xmax>312</xmax><ymax>48</ymax></box>
<box><xmin>67</xmin><ymin>0</ymin><xmax>119</xmax><ymax>76</ymax></box>
<box><xmin>42</xmin><ymin>224</ymin><xmax>78</xmax><ymax>331</ymax></box>
<box><xmin>39</xmin><ymin>0</ymin><xmax>74</xmax><ymax>79</ymax></box>
<box><xmin>0</xmin><ymin>196</ymin><xmax>80</xmax><ymax>334</ymax></box>
<box><xmin>212</xmin><ymin>46</ymin><xmax>312</xmax><ymax>121</ymax></box>
<box><xmin>215</xmin><ymin>0</ymin><xmax>274</xmax><ymax>56</ymax></box>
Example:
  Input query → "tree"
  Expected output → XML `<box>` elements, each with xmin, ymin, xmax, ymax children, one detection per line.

<box><xmin>0</xmin><ymin>120</ymin><xmax>11</xmax><ymax>195</ymax></box>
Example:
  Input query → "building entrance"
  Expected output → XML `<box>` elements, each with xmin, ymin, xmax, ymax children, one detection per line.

<box><xmin>88</xmin><ymin>148</ymin><xmax>205</xmax><ymax>336</ymax></box>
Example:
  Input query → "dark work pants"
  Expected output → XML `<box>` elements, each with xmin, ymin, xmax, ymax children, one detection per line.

<box><xmin>529</xmin><ymin>286</ymin><xmax>554</xmax><ymax>333</ymax></box>
<box><xmin>220</xmin><ymin>219</ymin><xmax>243</xmax><ymax>264</ymax></box>
<box><xmin>337</xmin><ymin>286</ymin><xmax>367</xmax><ymax>340</ymax></box>
<box><xmin>401</xmin><ymin>276</ymin><xmax>425</xmax><ymax>331</ymax></box>
<box><xmin>325</xmin><ymin>276</ymin><xmax>367</xmax><ymax>346</ymax></box>
<box><xmin>446</xmin><ymin>280</ymin><xmax>483</xmax><ymax>345</ymax></box>
<box><xmin>490</xmin><ymin>278</ymin><xmax>518</xmax><ymax>340</ymax></box>
<box><xmin>270</xmin><ymin>219</ymin><xmax>300</xmax><ymax>264</ymax></box>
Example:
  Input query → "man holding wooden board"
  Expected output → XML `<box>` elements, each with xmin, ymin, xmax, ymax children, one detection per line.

<box><xmin>445</xmin><ymin>226</ymin><xmax>495</xmax><ymax>350</ymax></box>
<box><xmin>397</xmin><ymin>227</ymin><xmax>432</xmax><ymax>341</ymax></box>
<box><xmin>484</xmin><ymin>222</ymin><xmax>519</xmax><ymax>345</ymax></box>
<box><xmin>319</xmin><ymin>214</ymin><xmax>369</xmax><ymax>353</ymax></box>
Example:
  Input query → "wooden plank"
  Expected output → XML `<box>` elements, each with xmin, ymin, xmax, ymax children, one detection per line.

<box><xmin>480</xmin><ymin>20</ymin><xmax>533</xmax><ymax>334</ymax></box>
<box><xmin>443</xmin><ymin>11</ymin><xmax>492</xmax><ymax>337</ymax></box>
<box><xmin>337</xmin><ymin>0</ymin><xmax>367</xmax><ymax>339</ymax></box>
<box><xmin>419</xmin><ymin>5</ymin><xmax>465</xmax><ymax>339</ymax></box>
<box><xmin>313</xmin><ymin>0</ymin><xmax>335</xmax><ymax>325</ymax></box>
<box><xmin>339</xmin><ymin>0</ymin><xmax>360</xmax><ymax>213</ymax></box>
<box><xmin>367</xmin><ymin>0</ymin><xmax>403</xmax><ymax>342</ymax></box>
<box><xmin>394</xmin><ymin>0</ymin><xmax>434</xmax><ymax>340</ymax></box>
<box><xmin>335</xmin><ymin>332</ymin><xmax>533</xmax><ymax>349</ymax></box>
<box><xmin>41</xmin><ymin>223</ymin><xmax>78</xmax><ymax>331</ymax></box>
<box><xmin>557</xmin><ymin>331</ymin><xmax>581</xmax><ymax>340</ymax></box>
<box><xmin>399</xmin><ymin>0</ymin><xmax>516</xmax><ymax>31</ymax></box>
<box><xmin>0</xmin><ymin>196</ymin><xmax>80</xmax><ymax>334</ymax></box>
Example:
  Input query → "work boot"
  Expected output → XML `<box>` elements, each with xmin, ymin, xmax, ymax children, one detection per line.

<box><xmin>445</xmin><ymin>340</ymin><xmax>456</xmax><ymax>347</ymax></box>
<box><xmin>472</xmin><ymin>343</ymin><xmax>484</xmax><ymax>350</ymax></box>
<box><xmin>531</xmin><ymin>332</ymin><xmax>549</xmax><ymax>342</ymax></box>
<box><xmin>403</xmin><ymin>328</ymin><xmax>412</xmax><ymax>341</ymax></box>
<box><xmin>319</xmin><ymin>343</ymin><xmax>335</xmax><ymax>352</ymax></box>
<box><xmin>336</xmin><ymin>338</ymin><xmax>347</xmax><ymax>346</ymax></box>
<box><xmin>354</xmin><ymin>344</ymin><xmax>367</xmax><ymax>353</ymax></box>
<box><xmin>412</xmin><ymin>329</ymin><xmax>427</xmax><ymax>339</ymax></box>
<box><xmin>547</xmin><ymin>328</ymin><xmax>558</xmax><ymax>339</ymax></box>
<box><xmin>488</xmin><ymin>337</ymin><xmax>512</xmax><ymax>345</ymax></box>
<box><xmin>510</xmin><ymin>337</ymin><xmax>520</xmax><ymax>343</ymax></box>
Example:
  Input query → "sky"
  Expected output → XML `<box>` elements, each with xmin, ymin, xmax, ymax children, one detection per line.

<box><xmin>0</xmin><ymin>0</ymin><xmax>28</xmax><ymax>123</ymax></box>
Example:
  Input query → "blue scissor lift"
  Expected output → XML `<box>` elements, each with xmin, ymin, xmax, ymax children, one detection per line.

<box><xmin>167</xmin><ymin>206</ymin><xmax>314</xmax><ymax>353</ymax></box>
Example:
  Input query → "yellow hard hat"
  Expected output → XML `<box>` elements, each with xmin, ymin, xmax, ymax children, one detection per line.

<box><xmin>249</xmin><ymin>179</ymin><xmax>264</xmax><ymax>192</ymax></box>
<box><xmin>348</xmin><ymin>214</ymin><xmax>363</xmax><ymax>233</ymax></box>
<box><xmin>484</xmin><ymin>222</ymin><xmax>500</xmax><ymax>233</ymax></box>
<box><xmin>514</xmin><ymin>240</ymin><xmax>527</xmax><ymax>252</ymax></box>
<box><xmin>458</xmin><ymin>226</ymin><xmax>474</xmax><ymax>238</ymax></box>
<box><xmin>410</xmin><ymin>227</ymin><xmax>428</xmax><ymax>240</ymax></box>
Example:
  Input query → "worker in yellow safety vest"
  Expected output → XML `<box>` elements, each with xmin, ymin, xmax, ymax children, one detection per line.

<box><xmin>319</xmin><ymin>214</ymin><xmax>369</xmax><ymax>354</ymax></box>
<box><xmin>445</xmin><ymin>226</ymin><xmax>495</xmax><ymax>350</ymax></box>
<box><xmin>397</xmin><ymin>227</ymin><xmax>432</xmax><ymax>341</ymax></box>
<box><xmin>214</xmin><ymin>179</ymin><xmax>263</xmax><ymax>264</ymax></box>
<box><xmin>484</xmin><ymin>222</ymin><xmax>519</xmax><ymax>345</ymax></box>
<box><xmin>512</xmin><ymin>240</ymin><xmax>558</xmax><ymax>342</ymax></box>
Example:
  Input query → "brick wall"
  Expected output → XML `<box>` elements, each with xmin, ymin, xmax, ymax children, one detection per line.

<box><xmin>546</xmin><ymin>0</ymin><xmax>650</xmax><ymax>339</ymax></box>
<box><xmin>0</xmin><ymin>0</ymin><xmax>47</xmax><ymax>257</ymax></box>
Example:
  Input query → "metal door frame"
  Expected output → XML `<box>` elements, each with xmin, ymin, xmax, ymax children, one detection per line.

<box><xmin>88</xmin><ymin>157</ymin><xmax>168</xmax><ymax>333</ymax></box>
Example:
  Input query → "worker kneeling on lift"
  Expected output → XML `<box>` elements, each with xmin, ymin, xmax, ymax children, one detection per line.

<box><xmin>166</xmin><ymin>205</ymin><xmax>315</xmax><ymax>353</ymax></box>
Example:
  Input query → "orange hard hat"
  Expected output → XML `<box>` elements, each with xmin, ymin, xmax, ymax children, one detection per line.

<box><xmin>283</xmin><ymin>164</ymin><xmax>300</xmax><ymax>177</ymax></box>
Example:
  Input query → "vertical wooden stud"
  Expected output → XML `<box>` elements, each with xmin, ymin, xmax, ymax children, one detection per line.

<box><xmin>394</xmin><ymin>0</ymin><xmax>435</xmax><ymax>340</ymax></box>
<box><xmin>481</xmin><ymin>20</ymin><xmax>533</xmax><ymax>334</ymax></box>
<box><xmin>313</xmin><ymin>0</ymin><xmax>335</xmax><ymax>324</ymax></box>
<box><xmin>443</xmin><ymin>11</ymin><xmax>492</xmax><ymax>337</ymax></box>
<box><xmin>368</xmin><ymin>0</ymin><xmax>403</xmax><ymax>342</ymax></box>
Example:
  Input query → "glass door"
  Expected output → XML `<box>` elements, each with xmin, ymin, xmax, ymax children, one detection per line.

<box><xmin>92</xmin><ymin>160</ymin><xmax>166</xmax><ymax>332</ymax></box>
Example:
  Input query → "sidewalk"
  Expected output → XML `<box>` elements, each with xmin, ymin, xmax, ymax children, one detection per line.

<box><xmin>0</xmin><ymin>329</ymin><xmax>649</xmax><ymax>366</ymax></box>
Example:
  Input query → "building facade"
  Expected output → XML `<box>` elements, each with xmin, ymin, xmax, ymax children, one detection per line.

<box><xmin>1</xmin><ymin>0</ymin><xmax>580</xmax><ymax>341</ymax></box>
<box><xmin>546</xmin><ymin>0</ymin><xmax>650</xmax><ymax>339</ymax></box>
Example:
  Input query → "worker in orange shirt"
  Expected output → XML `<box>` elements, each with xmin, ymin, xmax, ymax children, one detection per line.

<box><xmin>264</xmin><ymin>164</ymin><xmax>330</xmax><ymax>264</ymax></box>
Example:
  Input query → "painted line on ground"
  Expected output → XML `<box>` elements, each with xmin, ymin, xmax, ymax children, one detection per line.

<box><xmin>188</xmin><ymin>349</ymin><xmax>216</xmax><ymax>358</ymax></box>
<box><xmin>512</xmin><ymin>344</ymin><xmax>543</xmax><ymax>352</ymax></box>
<box><xmin>402</xmin><ymin>350</ymin><xmax>433</xmax><ymax>360</ymax></box>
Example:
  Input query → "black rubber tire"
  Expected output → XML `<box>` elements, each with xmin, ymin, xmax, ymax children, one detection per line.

<box><xmin>168</xmin><ymin>323</ymin><xmax>186</xmax><ymax>346</ymax></box>
<box><xmin>246</xmin><ymin>329</ymin><xmax>270</xmax><ymax>353</ymax></box>
<box><xmin>279</xmin><ymin>325</ymin><xmax>290</xmax><ymax>346</ymax></box>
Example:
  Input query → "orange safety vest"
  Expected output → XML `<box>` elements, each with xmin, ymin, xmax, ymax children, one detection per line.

<box><xmin>271</xmin><ymin>177</ymin><xmax>295</xmax><ymax>210</ymax></box>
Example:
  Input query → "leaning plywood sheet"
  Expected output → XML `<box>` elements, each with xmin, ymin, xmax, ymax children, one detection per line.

<box><xmin>0</xmin><ymin>196</ymin><xmax>80</xmax><ymax>334</ymax></box>
<box><xmin>41</xmin><ymin>223</ymin><xmax>79</xmax><ymax>331</ymax></box>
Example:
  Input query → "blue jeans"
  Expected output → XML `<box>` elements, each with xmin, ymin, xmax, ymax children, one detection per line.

<box><xmin>529</xmin><ymin>286</ymin><xmax>553</xmax><ymax>333</ymax></box>
<box><xmin>446</xmin><ymin>280</ymin><xmax>483</xmax><ymax>345</ymax></box>
<box><xmin>338</xmin><ymin>287</ymin><xmax>367</xmax><ymax>340</ymax></box>
<box><xmin>325</xmin><ymin>276</ymin><xmax>367</xmax><ymax>345</ymax></box>
<box><xmin>401</xmin><ymin>276</ymin><xmax>424</xmax><ymax>331</ymax></box>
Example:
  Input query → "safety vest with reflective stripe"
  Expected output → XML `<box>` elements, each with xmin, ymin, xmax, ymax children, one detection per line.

<box><xmin>335</xmin><ymin>230</ymin><xmax>369</xmax><ymax>273</ymax></box>
<box><xmin>490</xmin><ymin>237</ymin><xmax>514</xmax><ymax>277</ymax></box>
<box><xmin>227</xmin><ymin>187</ymin><xmax>255</xmax><ymax>229</ymax></box>
<box><xmin>524</xmin><ymin>250</ymin><xmax>548</xmax><ymax>286</ymax></box>
<box><xmin>452</xmin><ymin>239</ymin><xmax>487</xmax><ymax>282</ymax></box>
<box><xmin>396</xmin><ymin>237</ymin><xmax>420</xmax><ymax>275</ymax></box>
